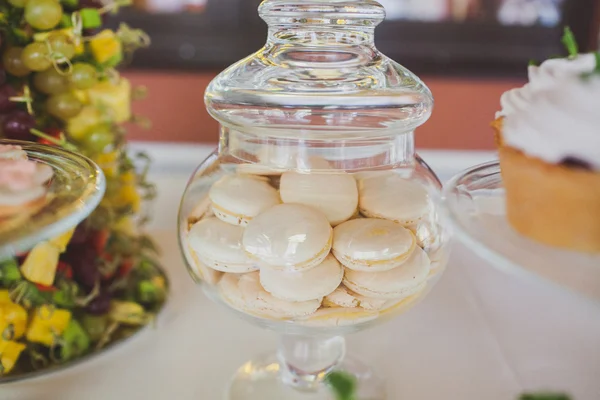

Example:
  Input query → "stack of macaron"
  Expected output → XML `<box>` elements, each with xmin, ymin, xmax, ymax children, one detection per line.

<box><xmin>186</xmin><ymin>164</ymin><xmax>444</xmax><ymax>327</ymax></box>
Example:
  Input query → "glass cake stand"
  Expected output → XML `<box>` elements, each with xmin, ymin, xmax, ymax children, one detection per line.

<box><xmin>0</xmin><ymin>140</ymin><xmax>106</xmax><ymax>261</ymax></box>
<box><xmin>442</xmin><ymin>161</ymin><xmax>600</xmax><ymax>304</ymax></box>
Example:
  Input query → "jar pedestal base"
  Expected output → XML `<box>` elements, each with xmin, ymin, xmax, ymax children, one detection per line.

<box><xmin>225</xmin><ymin>352</ymin><xmax>386</xmax><ymax>400</ymax></box>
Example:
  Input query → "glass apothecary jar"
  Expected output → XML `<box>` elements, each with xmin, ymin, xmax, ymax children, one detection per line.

<box><xmin>178</xmin><ymin>1</ymin><xmax>451</xmax><ymax>398</ymax></box>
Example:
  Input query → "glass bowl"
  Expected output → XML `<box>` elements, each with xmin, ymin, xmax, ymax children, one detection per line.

<box><xmin>178</xmin><ymin>149</ymin><xmax>450</xmax><ymax>399</ymax></box>
<box><xmin>178</xmin><ymin>1</ymin><xmax>451</xmax><ymax>398</ymax></box>
<box><xmin>0</xmin><ymin>140</ymin><xmax>106</xmax><ymax>261</ymax></box>
<box><xmin>442</xmin><ymin>161</ymin><xmax>600</xmax><ymax>305</ymax></box>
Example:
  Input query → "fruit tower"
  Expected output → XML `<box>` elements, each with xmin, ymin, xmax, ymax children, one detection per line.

<box><xmin>0</xmin><ymin>0</ymin><xmax>166</xmax><ymax>376</ymax></box>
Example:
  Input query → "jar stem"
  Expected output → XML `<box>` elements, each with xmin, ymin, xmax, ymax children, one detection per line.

<box><xmin>277</xmin><ymin>334</ymin><xmax>346</xmax><ymax>392</ymax></box>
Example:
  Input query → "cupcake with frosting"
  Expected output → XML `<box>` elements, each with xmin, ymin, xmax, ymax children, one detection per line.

<box><xmin>493</xmin><ymin>42</ymin><xmax>600</xmax><ymax>253</ymax></box>
<box><xmin>0</xmin><ymin>145</ymin><xmax>53</xmax><ymax>218</ymax></box>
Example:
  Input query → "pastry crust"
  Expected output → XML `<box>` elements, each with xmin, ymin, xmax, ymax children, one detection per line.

<box><xmin>499</xmin><ymin>144</ymin><xmax>600</xmax><ymax>253</ymax></box>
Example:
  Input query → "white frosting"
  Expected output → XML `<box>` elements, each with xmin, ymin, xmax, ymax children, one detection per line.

<box><xmin>498</xmin><ymin>53</ymin><xmax>600</xmax><ymax>170</ymax></box>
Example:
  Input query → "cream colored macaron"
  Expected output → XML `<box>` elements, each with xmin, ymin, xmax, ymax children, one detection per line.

<box><xmin>343</xmin><ymin>246</ymin><xmax>431</xmax><ymax>299</ymax></box>
<box><xmin>323</xmin><ymin>285</ymin><xmax>359</xmax><ymax>308</ymax></box>
<box><xmin>219</xmin><ymin>272</ymin><xmax>321</xmax><ymax>319</ymax></box>
<box><xmin>209</xmin><ymin>175</ymin><xmax>280</xmax><ymax>226</ymax></box>
<box><xmin>243</xmin><ymin>204</ymin><xmax>332</xmax><ymax>271</ymax></box>
<box><xmin>332</xmin><ymin>218</ymin><xmax>416</xmax><ymax>272</ymax></box>
<box><xmin>323</xmin><ymin>285</ymin><xmax>386</xmax><ymax>310</ymax></box>
<box><xmin>279</xmin><ymin>171</ymin><xmax>358</xmax><ymax>226</ymax></box>
<box><xmin>186</xmin><ymin>245</ymin><xmax>223</xmax><ymax>285</ymax></box>
<box><xmin>188</xmin><ymin>217</ymin><xmax>258</xmax><ymax>273</ymax></box>
<box><xmin>358</xmin><ymin>173</ymin><xmax>431</xmax><ymax>226</ymax></box>
<box><xmin>260</xmin><ymin>254</ymin><xmax>343</xmax><ymax>302</ymax></box>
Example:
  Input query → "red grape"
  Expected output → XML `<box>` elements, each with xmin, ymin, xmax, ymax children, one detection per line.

<box><xmin>3</xmin><ymin>111</ymin><xmax>36</xmax><ymax>141</ymax></box>
<box><xmin>70</xmin><ymin>222</ymin><xmax>92</xmax><ymax>245</ymax></box>
<box><xmin>65</xmin><ymin>244</ymin><xmax>100</xmax><ymax>290</ymax></box>
<box><xmin>85</xmin><ymin>290</ymin><xmax>111</xmax><ymax>315</ymax></box>
<box><xmin>0</xmin><ymin>85</ymin><xmax>17</xmax><ymax>113</ymax></box>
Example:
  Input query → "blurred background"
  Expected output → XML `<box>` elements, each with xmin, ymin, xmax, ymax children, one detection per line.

<box><xmin>111</xmin><ymin>0</ymin><xmax>599</xmax><ymax>149</ymax></box>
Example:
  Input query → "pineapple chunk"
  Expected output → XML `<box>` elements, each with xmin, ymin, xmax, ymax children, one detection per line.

<box><xmin>87</xmin><ymin>78</ymin><xmax>132</xmax><ymax>124</ymax></box>
<box><xmin>20</xmin><ymin>242</ymin><xmax>60</xmax><ymax>286</ymax></box>
<box><xmin>0</xmin><ymin>340</ymin><xmax>26</xmax><ymax>374</ymax></box>
<box><xmin>89</xmin><ymin>30</ymin><xmax>122</xmax><ymax>65</ymax></box>
<box><xmin>113</xmin><ymin>217</ymin><xmax>137</xmax><ymax>236</ymax></box>
<box><xmin>96</xmin><ymin>150</ymin><xmax>119</xmax><ymax>178</ymax></box>
<box><xmin>67</xmin><ymin>106</ymin><xmax>105</xmax><ymax>140</ymax></box>
<box><xmin>0</xmin><ymin>291</ymin><xmax>10</xmax><ymax>305</ymax></box>
<box><xmin>113</xmin><ymin>184</ymin><xmax>141</xmax><ymax>213</ymax></box>
<box><xmin>0</xmin><ymin>303</ymin><xmax>27</xmax><ymax>340</ymax></box>
<box><xmin>49</xmin><ymin>228</ymin><xmax>75</xmax><ymax>252</ymax></box>
<box><xmin>26</xmin><ymin>306</ymin><xmax>71</xmax><ymax>346</ymax></box>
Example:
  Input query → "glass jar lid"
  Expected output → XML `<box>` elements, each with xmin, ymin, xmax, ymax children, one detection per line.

<box><xmin>0</xmin><ymin>140</ymin><xmax>105</xmax><ymax>261</ymax></box>
<box><xmin>205</xmin><ymin>0</ymin><xmax>433</xmax><ymax>139</ymax></box>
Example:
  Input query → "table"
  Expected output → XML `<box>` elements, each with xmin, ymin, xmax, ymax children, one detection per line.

<box><xmin>3</xmin><ymin>143</ymin><xmax>599</xmax><ymax>400</ymax></box>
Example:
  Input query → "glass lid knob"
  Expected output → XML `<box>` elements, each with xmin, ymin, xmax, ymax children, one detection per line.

<box><xmin>205</xmin><ymin>0</ymin><xmax>433</xmax><ymax>138</ymax></box>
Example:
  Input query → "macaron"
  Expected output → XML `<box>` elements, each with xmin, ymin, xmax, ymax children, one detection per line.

<box><xmin>323</xmin><ymin>285</ymin><xmax>359</xmax><ymax>308</ymax></box>
<box><xmin>188</xmin><ymin>217</ymin><xmax>258</xmax><ymax>273</ymax></box>
<box><xmin>243</xmin><ymin>204</ymin><xmax>332</xmax><ymax>271</ymax></box>
<box><xmin>186</xmin><ymin>195</ymin><xmax>214</xmax><ymax>229</ymax></box>
<box><xmin>186</xmin><ymin>244</ymin><xmax>223</xmax><ymax>285</ymax></box>
<box><xmin>219</xmin><ymin>272</ymin><xmax>321</xmax><ymax>319</ymax></box>
<box><xmin>260</xmin><ymin>254</ymin><xmax>343</xmax><ymax>302</ymax></box>
<box><xmin>296</xmin><ymin>307</ymin><xmax>378</xmax><ymax>327</ymax></box>
<box><xmin>323</xmin><ymin>285</ymin><xmax>386</xmax><ymax>310</ymax></box>
<box><xmin>358</xmin><ymin>173</ymin><xmax>430</xmax><ymax>226</ymax></box>
<box><xmin>279</xmin><ymin>171</ymin><xmax>358</xmax><ymax>226</ymax></box>
<box><xmin>332</xmin><ymin>218</ymin><xmax>416</xmax><ymax>272</ymax></box>
<box><xmin>209</xmin><ymin>175</ymin><xmax>280</xmax><ymax>226</ymax></box>
<box><xmin>343</xmin><ymin>246</ymin><xmax>431</xmax><ymax>299</ymax></box>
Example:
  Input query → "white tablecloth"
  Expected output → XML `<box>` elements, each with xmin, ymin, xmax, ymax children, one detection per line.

<box><xmin>3</xmin><ymin>143</ymin><xmax>599</xmax><ymax>400</ymax></box>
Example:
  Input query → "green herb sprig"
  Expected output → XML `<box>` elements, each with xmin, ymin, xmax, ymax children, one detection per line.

<box><xmin>561</xmin><ymin>27</ymin><xmax>579</xmax><ymax>58</ymax></box>
<box><xmin>326</xmin><ymin>371</ymin><xmax>357</xmax><ymax>400</ymax></box>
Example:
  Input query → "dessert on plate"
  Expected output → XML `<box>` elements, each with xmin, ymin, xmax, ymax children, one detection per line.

<box><xmin>494</xmin><ymin>33</ymin><xmax>600</xmax><ymax>253</ymax></box>
<box><xmin>0</xmin><ymin>145</ymin><xmax>53</xmax><ymax>218</ymax></box>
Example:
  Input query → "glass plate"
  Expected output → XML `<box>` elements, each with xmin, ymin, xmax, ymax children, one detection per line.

<box><xmin>442</xmin><ymin>161</ymin><xmax>600</xmax><ymax>304</ymax></box>
<box><xmin>0</xmin><ymin>140</ymin><xmax>105</xmax><ymax>261</ymax></box>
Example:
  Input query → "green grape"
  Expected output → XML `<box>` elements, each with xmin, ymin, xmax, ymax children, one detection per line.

<box><xmin>8</xmin><ymin>0</ymin><xmax>28</xmax><ymax>7</ymax></box>
<box><xmin>47</xmin><ymin>92</ymin><xmax>83</xmax><ymax>120</ymax></box>
<box><xmin>70</xmin><ymin>63</ymin><xmax>97</xmax><ymax>90</ymax></box>
<box><xmin>3</xmin><ymin>47</ymin><xmax>31</xmax><ymax>77</ymax></box>
<box><xmin>47</xmin><ymin>34</ymin><xmax>75</xmax><ymax>60</ymax></box>
<box><xmin>82</xmin><ymin>125</ymin><xmax>114</xmax><ymax>154</ymax></box>
<box><xmin>33</xmin><ymin>68</ymin><xmax>69</xmax><ymax>94</ymax></box>
<box><xmin>21</xmin><ymin>42</ymin><xmax>51</xmax><ymax>71</ymax></box>
<box><xmin>25</xmin><ymin>0</ymin><xmax>63</xmax><ymax>31</ymax></box>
